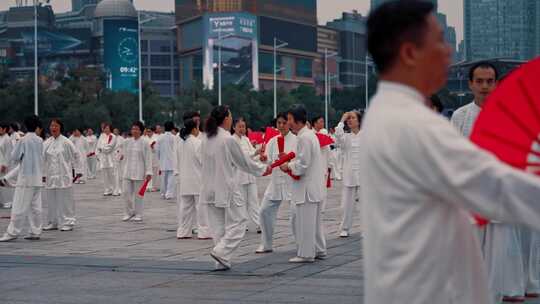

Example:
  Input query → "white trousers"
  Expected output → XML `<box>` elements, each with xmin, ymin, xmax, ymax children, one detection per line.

<box><xmin>238</xmin><ymin>183</ymin><xmax>260</xmax><ymax>227</ymax></box>
<box><xmin>485</xmin><ymin>223</ymin><xmax>525</xmax><ymax>301</ymax></box>
<box><xmin>45</xmin><ymin>188</ymin><xmax>76</xmax><ymax>227</ymax></box>
<box><xmin>259</xmin><ymin>195</ymin><xmax>284</xmax><ymax>250</ymax></box>
<box><xmin>102</xmin><ymin>168</ymin><xmax>115</xmax><ymax>194</ymax></box>
<box><xmin>291</xmin><ymin>201</ymin><xmax>326</xmax><ymax>258</ymax></box>
<box><xmin>123</xmin><ymin>179</ymin><xmax>144</xmax><ymax>217</ymax></box>
<box><xmin>6</xmin><ymin>186</ymin><xmax>42</xmax><ymax>237</ymax></box>
<box><xmin>340</xmin><ymin>185</ymin><xmax>361</xmax><ymax>232</ymax></box>
<box><xmin>207</xmin><ymin>200</ymin><xmax>247</xmax><ymax>263</ymax></box>
<box><xmin>87</xmin><ymin>157</ymin><xmax>97</xmax><ymax>179</ymax></box>
<box><xmin>160</xmin><ymin>170</ymin><xmax>175</xmax><ymax>199</ymax></box>
<box><xmin>0</xmin><ymin>186</ymin><xmax>14</xmax><ymax>205</ymax></box>
<box><xmin>148</xmin><ymin>166</ymin><xmax>160</xmax><ymax>190</ymax></box>
<box><xmin>113</xmin><ymin>161</ymin><xmax>123</xmax><ymax>195</ymax></box>
<box><xmin>177</xmin><ymin>195</ymin><xmax>211</xmax><ymax>238</ymax></box>
<box><xmin>521</xmin><ymin>227</ymin><xmax>540</xmax><ymax>294</ymax></box>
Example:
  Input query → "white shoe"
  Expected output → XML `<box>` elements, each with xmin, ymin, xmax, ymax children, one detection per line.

<box><xmin>23</xmin><ymin>235</ymin><xmax>40</xmax><ymax>241</ymax></box>
<box><xmin>122</xmin><ymin>214</ymin><xmax>134</xmax><ymax>222</ymax></box>
<box><xmin>210</xmin><ymin>251</ymin><xmax>231</xmax><ymax>270</ymax></box>
<box><xmin>315</xmin><ymin>252</ymin><xmax>328</xmax><ymax>260</ymax></box>
<box><xmin>112</xmin><ymin>192</ymin><xmax>121</xmax><ymax>197</ymax></box>
<box><xmin>214</xmin><ymin>262</ymin><xmax>229</xmax><ymax>271</ymax></box>
<box><xmin>43</xmin><ymin>224</ymin><xmax>58</xmax><ymax>231</ymax></box>
<box><xmin>288</xmin><ymin>256</ymin><xmax>315</xmax><ymax>263</ymax></box>
<box><xmin>132</xmin><ymin>216</ymin><xmax>143</xmax><ymax>223</ymax></box>
<box><xmin>2</xmin><ymin>202</ymin><xmax>12</xmax><ymax>209</ymax></box>
<box><xmin>255</xmin><ymin>245</ymin><xmax>273</xmax><ymax>254</ymax></box>
<box><xmin>0</xmin><ymin>233</ymin><xmax>17</xmax><ymax>242</ymax></box>
<box><xmin>103</xmin><ymin>192</ymin><xmax>113</xmax><ymax>196</ymax></box>
<box><xmin>339</xmin><ymin>230</ymin><xmax>350</xmax><ymax>238</ymax></box>
<box><xmin>60</xmin><ymin>226</ymin><xmax>73</xmax><ymax>231</ymax></box>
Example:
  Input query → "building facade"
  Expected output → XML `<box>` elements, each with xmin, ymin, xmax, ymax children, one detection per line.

<box><xmin>72</xmin><ymin>0</ymin><xmax>133</xmax><ymax>12</ymax></box>
<box><xmin>371</xmin><ymin>0</ymin><xmax>438</xmax><ymax>10</ymax></box>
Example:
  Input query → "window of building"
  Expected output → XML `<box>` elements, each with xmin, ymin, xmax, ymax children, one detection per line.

<box><xmin>150</xmin><ymin>55</ymin><xmax>171</xmax><ymax>67</ymax></box>
<box><xmin>151</xmin><ymin>69</ymin><xmax>172</xmax><ymax>81</ymax></box>
<box><xmin>150</xmin><ymin>40</ymin><xmax>171</xmax><ymax>53</ymax></box>
<box><xmin>259</xmin><ymin>52</ymin><xmax>282</xmax><ymax>75</ymax></box>
<box><xmin>142</xmin><ymin>55</ymin><xmax>148</xmax><ymax>67</ymax></box>
<box><xmin>296</xmin><ymin>58</ymin><xmax>312</xmax><ymax>78</ymax></box>
<box><xmin>141</xmin><ymin>40</ymin><xmax>148</xmax><ymax>52</ymax></box>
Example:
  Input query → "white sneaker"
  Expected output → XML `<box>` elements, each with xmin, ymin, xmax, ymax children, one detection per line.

<box><xmin>60</xmin><ymin>226</ymin><xmax>73</xmax><ymax>231</ymax></box>
<box><xmin>43</xmin><ymin>224</ymin><xmax>58</xmax><ymax>231</ymax></box>
<box><xmin>122</xmin><ymin>214</ymin><xmax>134</xmax><ymax>222</ymax></box>
<box><xmin>214</xmin><ymin>262</ymin><xmax>229</xmax><ymax>271</ymax></box>
<box><xmin>132</xmin><ymin>216</ymin><xmax>143</xmax><ymax>223</ymax></box>
<box><xmin>0</xmin><ymin>233</ymin><xmax>17</xmax><ymax>242</ymax></box>
<box><xmin>339</xmin><ymin>230</ymin><xmax>350</xmax><ymax>238</ymax></box>
<box><xmin>103</xmin><ymin>192</ymin><xmax>113</xmax><ymax>196</ymax></box>
<box><xmin>288</xmin><ymin>256</ymin><xmax>315</xmax><ymax>263</ymax></box>
<box><xmin>210</xmin><ymin>251</ymin><xmax>231</xmax><ymax>270</ymax></box>
<box><xmin>255</xmin><ymin>245</ymin><xmax>273</xmax><ymax>254</ymax></box>
<box><xmin>1</xmin><ymin>202</ymin><xmax>12</xmax><ymax>209</ymax></box>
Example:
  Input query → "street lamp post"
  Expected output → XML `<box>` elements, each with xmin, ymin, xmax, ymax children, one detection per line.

<box><xmin>33</xmin><ymin>0</ymin><xmax>39</xmax><ymax>116</ymax></box>
<box><xmin>216</xmin><ymin>32</ymin><xmax>233</xmax><ymax>106</ymax></box>
<box><xmin>137</xmin><ymin>12</ymin><xmax>158</xmax><ymax>123</ymax></box>
<box><xmin>324</xmin><ymin>48</ymin><xmax>338</xmax><ymax>130</ymax></box>
<box><xmin>273</xmin><ymin>38</ymin><xmax>288</xmax><ymax>118</ymax></box>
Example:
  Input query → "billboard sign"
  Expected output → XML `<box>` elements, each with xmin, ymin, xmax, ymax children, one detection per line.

<box><xmin>103</xmin><ymin>19</ymin><xmax>139</xmax><ymax>93</ymax></box>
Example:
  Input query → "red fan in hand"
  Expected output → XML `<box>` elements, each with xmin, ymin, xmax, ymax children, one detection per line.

<box><xmin>316</xmin><ymin>133</ymin><xmax>335</xmax><ymax>148</ymax></box>
<box><xmin>470</xmin><ymin>57</ymin><xmax>540</xmax><ymax>225</ymax></box>
<box><xmin>248</xmin><ymin>131</ymin><xmax>264</xmax><ymax>146</ymax></box>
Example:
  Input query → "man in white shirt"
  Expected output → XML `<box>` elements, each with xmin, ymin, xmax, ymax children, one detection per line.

<box><xmin>0</xmin><ymin>116</ymin><xmax>44</xmax><ymax>242</ymax></box>
<box><xmin>0</xmin><ymin>122</ymin><xmax>14</xmax><ymax>209</ymax></box>
<box><xmin>85</xmin><ymin>128</ymin><xmax>98</xmax><ymax>180</ymax></box>
<box><xmin>280</xmin><ymin>105</ymin><xmax>326</xmax><ymax>263</ymax></box>
<box><xmin>156</xmin><ymin>121</ymin><xmax>177</xmax><ymax>200</ymax></box>
<box><xmin>362</xmin><ymin>2</ymin><xmax>540</xmax><ymax>303</ymax></box>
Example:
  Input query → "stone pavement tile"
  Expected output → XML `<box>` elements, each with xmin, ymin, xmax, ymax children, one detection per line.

<box><xmin>242</xmin><ymin>292</ymin><xmax>360</xmax><ymax>304</ymax></box>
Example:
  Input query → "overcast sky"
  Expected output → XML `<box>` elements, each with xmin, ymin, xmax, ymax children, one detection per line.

<box><xmin>0</xmin><ymin>0</ymin><xmax>463</xmax><ymax>42</ymax></box>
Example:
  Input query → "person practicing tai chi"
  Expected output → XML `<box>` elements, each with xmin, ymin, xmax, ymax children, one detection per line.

<box><xmin>96</xmin><ymin>123</ymin><xmax>117</xmax><ymax>196</ymax></box>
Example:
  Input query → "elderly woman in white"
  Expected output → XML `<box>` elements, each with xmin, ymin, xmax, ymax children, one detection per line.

<box><xmin>120</xmin><ymin>121</ymin><xmax>152</xmax><ymax>222</ymax></box>
<box><xmin>96</xmin><ymin>123</ymin><xmax>117</xmax><ymax>196</ymax></box>
<box><xmin>334</xmin><ymin>111</ymin><xmax>364</xmax><ymax>238</ymax></box>
<box><xmin>69</xmin><ymin>127</ymin><xmax>89</xmax><ymax>184</ymax></box>
<box><xmin>42</xmin><ymin>119</ymin><xmax>84</xmax><ymax>232</ymax></box>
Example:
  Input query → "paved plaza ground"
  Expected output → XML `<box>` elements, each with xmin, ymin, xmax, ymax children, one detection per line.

<box><xmin>0</xmin><ymin>176</ymin><xmax>364</xmax><ymax>304</ymax></box>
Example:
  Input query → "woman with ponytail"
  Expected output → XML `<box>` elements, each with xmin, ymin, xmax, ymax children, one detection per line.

<box><xmin>200</xmin><ymin>105</ymin><xmax>270</xmax><ymax>270</ymax></box>
<box><xmin>176</xmin><ymin>119</ymin><xmax>211</xmax><ymax>239</ymax></box>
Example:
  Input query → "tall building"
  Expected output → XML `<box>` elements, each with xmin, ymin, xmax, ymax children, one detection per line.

<box><xmin>72</xmin><ymin>0</ymin><xmax>132</xmax><ymax>12</ymax></box>
<box><xmin>436</xmin><ymin>13</ymin><xmax>457</xmax><ymax>61</ymax></box>
<box><xmin>176</xmin><ymin>0</ymin><xmax>318</xmax><ymax>92</ymax></box>
<box><xmin>371</xmin><ymin>0</ymin><xmax>437</xmax><ymax>10</ymax></box>
<box><xmin>464</xmin><ymin>0</ymin><xmax>539</xmax><ymax>61</ymax></box>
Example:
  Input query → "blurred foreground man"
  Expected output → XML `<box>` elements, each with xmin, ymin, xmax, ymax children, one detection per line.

<box><xmin>362</xmin><ymin>1</ymin><xmax>540</xmax><ymax>303</ymax></box>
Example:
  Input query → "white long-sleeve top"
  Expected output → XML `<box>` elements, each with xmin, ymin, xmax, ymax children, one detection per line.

<box><xmin>334</xmin><ymin>122</ymin><xmax>363</xmax><ymax>187</ymax></box>
<box><xmin>200</xmin><ymin>127</ymin><xmax>267</xmax><ymax>208</ymax></box>
<box><xmin>11</xmin><ymin>132</ymin><xmax>44</xmax><ymax>188</ymax></box>
<box><xmin>178</xmin><ymin>135</ymin><xmax>202</xmax><ymax>196</ymax></box>
<box><xmin>233</xmin><ymin>134</ymin><xmax>258</xmax><ymax>185</ymax></box>
<box><xmin>96</xmin><ymin>133</ymin><xmax>117</xmax><ymax>169</ymax></box>
<box><xmin>156</xmin><ymin>132</ymin><xmax>176</xmax><ymax>171</ymax></box>
<box><xmin>262</xmin><ymin>132</ymin><xmax>297</xmax><ymax>201</ymax></box>
<box><xmin>0</xmin><ymin>133</ymin><xmax>13</xmax><ymax>170</ymax></box>
<box><xmin>121</xmin><ymin>137</ymin><xmax>152</xmax><ymax>181</ymax></box>
<box><xmin>43</xmin><ymin>135</ymin><xmax>83</xmax><ymax>189</ymax></box>
<box><xmin>149</xmin><ymin>134</ymin><xmax>159</xmax><ymax>168</ymax></box>
<box><xmin>361</xmin><ymin>81</ymin><xmax>540</xmax><ymax>304</ymax></box>
<box><xmin>450</xmin><ymin>101</ymin><xmax>481</xmax><ymax>137</ymax></box>
<box><xmin>288</xmin><ymin>126</ymin><xmax>325</xmax><ymax>205</ymax></box>
<box><xmin>86</xmin><ymin>134</ymin><xmax>97</xmax><ymax>158</ymax></box>
<box><xmin>69</xmin><ymin>135</ymin><xmax>89</xmax><ymax>162</ymax></box>
<box><xmin>114</xmin><ymin>135</ymin><xmax>125</xmax><ymax>163</ymax></box>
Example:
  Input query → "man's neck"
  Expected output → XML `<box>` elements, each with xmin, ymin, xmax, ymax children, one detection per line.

<box><xmin>379</xmin><ymin>72</ymin><xmax>430</xmax><ymax>98</ymax></box>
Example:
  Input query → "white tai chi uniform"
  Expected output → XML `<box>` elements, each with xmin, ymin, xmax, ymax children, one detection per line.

<box><xmin>452</xmin><ymin>101</ymin><xmax>525</xmax><ymax>301</ymax></box>
<box><xmin>315</xmin><ymin>129</ymin><xmax>332</xmax><ymax>213</ymax></box>
<box><xmin>288</xmin><ymin>126</ymin><xmax>326</xmax><ymax>259</ymax></box>
<box><xmin>156</xmin><ymin>132</ymin><xmax>176</xmax><ymax>199</ymax></box>
<box><xmin>258</xmin><ymin>132</ymin><xmax>297</xmax><ymax>251</ymax></box>
<box><xmin>121</xmin><ymin>137</ymin><xmax>152</xmax><ymax>218</ymax></box>
<box><xmin>4</xmin><ymin>132</ymin><xmax>44</xmax><ymax>238</ymax></box>
<box><xmin>96</xmin><ymin>133</ymin><xmax>117</xmax><ymax>195</ymax></box>
<box><xmin>176</xmin><ymin>135</ymin><xmax>210</xmax><ymax>238</ymax></box>
<box><xmin>200</xmin><ymin>127</ymin><xmax>267</xmax><ymax>266</ymax></box>
<box><xmin>147</xmin><ymin>134</ymin><xmax>160</xmax><ymax>191</ymax></box>
<box><xmin>361</xmin><ymin>81</ymin><xmax>540</xmax><ymax>304</ymax></box>
<box><xmin>113</xmin><ymin>135</ymin><xmax>125</xmax><ymax>195</ymax></box>
<box><xmin>69</xmin><ymin>135</ymin><xmax>89</xmax><ymax>183</ymax></box>
<box><xmin>233</xmin><ymin>134</ymin><xmax>261</xmax><ymax>228</ymax></box>
<box><xmin>43</xmin><ymin>135</ymin><xmax>83</xmax><ymax>229</ymax></box>
<box><xmin>0</xmin><ymin>133</ymin><xmax>14</xmax><ymax>207</ymax></box>
<box><xmin>521</xmin><ymin>227</ymin><xmax>540</xmax><ymax>295</ymax></box>
<box><xmin>334</xmin><ymin>122</ymin><xmax>363</xmax><ymax>234</ymax></box>
<box><xmin>86</xmin><ymin>134</ymin><xmax>98</xmax><ymax>179</ymax></box>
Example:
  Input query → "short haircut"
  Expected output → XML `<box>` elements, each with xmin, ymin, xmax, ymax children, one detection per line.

<box><xmin>276</xmin><ymin>112</ymin><xmax>288</xmax><ymax>123</ymax></box>
<box><xmin>429</xmin><ymin>95</ymin><xmax>444</xmax><ymax>113</ymax></box>
<box><xmin>287</xmin><ymin>105</ymin><xmax>307</xmax><ymax>124</ymax></box>
<box><xmin>468</xmin><ymin>61</ymin><xmax>499</xmax><ymax>82</ymax></box>
<box><xmin>0</xmin><ymin>122</ymin><xmax>9</xmax><ymax>130</ymax></box>
<box><xmin>132</xmin><ymin>121</ymin><xmax>145</xmax><ymax>133</ymax></box>
<box><xmin>310</xmin><ymin>115</ymin><xmax>324</xmax><ymax>126</ymax></box>
<box><xmin>183</xmin><ymin>111</ymin><xmax>200</xmax><ymax>122</ymax></box>
<box><xmin>50</xmin><ymin>118</ymin><xmax>64</xmax><ymax>133</ymax></box>
<box><xmin>24</xmin><ymin>115</ymin><xmax>42</xmax><ymax>132</ymax></box>
<box><xmin>367</xmin><ymin>0</ymin><xmax>435</xmax><ymax>73</ymax></box>
<box><xmin>164</xmin><ymin>121</ymin><xmax>174</xmax><ymax>132</ymax></box>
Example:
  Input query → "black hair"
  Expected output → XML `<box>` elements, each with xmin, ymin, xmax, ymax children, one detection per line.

<box><xmin>205</xmin><ymin>105</ymin><xmax>230</xmax><ymax>138</ymax></box>
<box><xmin>131</xmin><ymin>121</ymin><xmax>145</xmax><ymax>133</ymax></box>
<box><xmin>183</xmin><ymin>111</ymin><xmax>200</xmax><ymax>122</ymax></box>
<box><xmin>9</xmin><ymin>122</ymin><xmax>19</xmax><ymax>132</ymax></box>
<box><xmin>180</xmin><ymin>119</ymin><xmax>198</xmax><ymax>141</ymax></box>
<box><xmin>310</xmin><ymin>115</ymin><xmax>324</xmax><ymax>126</ymax></box>
<box><xmin>468</xmin><ymin>61</ymin><xmax>499</xmax><ymax>82</ymax></box>
<box><xmin>172</xmin><ymin>127</ymin><xmax>179</xmax><ymax>133</ymax></box>
<box><xmin>0</xmin><ymin>122</ymin><xmax>9</xmax><ymax>130</ymax></box>
<box><xmin>102</xmin><ymin>123</ymin><xmax>112</xmax><ymax>131</ymax></box>
<box><xmin>150</xmin><ymin>126</ymin><xmax>156</xmax><ymax>132</ymax></box>
<box><xmin>275</xmin><ymin>112</ymin><xmax>288</xmax><ymax>125</ymax></box>
<box><xmin>24</xmin><ymin>115</ymin><xmax>42</xmax><ymax>133</ymax></box>
<box><xmin>367</xmin><ymin>0</ymin><xmax>435</xmax><ymax>73</ymax></box>
<box><xmin>164</xmin><ymin>121</ymin><xmax>174</xmax><ymax>132</ymax></box>
<box><xmin>287</xmin><ymin>105</ymin><xmax>307</xmax><ymax>124</ymax></box>
<box><xmin>429</xmin><ymin>95</ymin><xmax>444</xmax><ymax>113</ymax></box>
<box><xmin>50</xmin><ymin>118</ymin><xmax>64</xmax><ymax>133</ymax></box>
